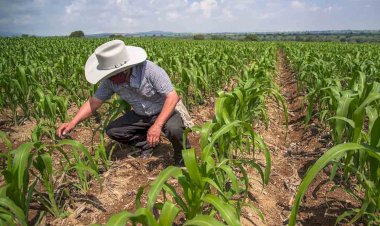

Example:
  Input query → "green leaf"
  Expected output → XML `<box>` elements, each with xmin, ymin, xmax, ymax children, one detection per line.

<box><xmin>328</xmin><ymin>116</ymin><xmax>355</xmax><ymax>129</ymax></box>
<box><xmin>203</xmin><ymin>194</ymin><xmax>240</xmax><ymax>226</ymax></box>
<box><xmin>158</xmin><ymin>201</ymin><xmax>179</xmax><ymax>226</ymax></box>
<box><xmin>0</xmin><ymin>197</ymin><xmax>27</xmax><ymax>226</ymax></box>
<box><xmin>289</xmin><ymin>143</ymin><xmax>380</xmax><ymax>226</ymax></box>
<box><xmin>105</xmin><ymin>211</ymin><xmax>131</xmax><ymax>226</ymax></box>
<box><xmin>11</xmin><ymin>143</ymin><xmax>33</xmax><ymax>198</ymax></box>
<box><xmin>183</xmin><ymin>149</ymin><xmax>202</xmax><ymax>188</ymax></box>
<box><xmin>147</xmin><ymin>166</ymin><xmax>182</xmax><ymax>210</ymax></box>
<box><xmin>184</xmin><ymin>215</ymin><xmax>226</xmax><ymax>226</ymax></box>
<box><xmin>202</xmin><ymin>121</ymin><xmax>241</xmax><ymax>161</ymax></box>
<box><xmin>370</xmin><ymin>117</ymin><xmax>380</xmax><ymax>147</ymax></box>
<box><xmin>0</xmin><ymin>132</ymin><xmax>12</xmax><ymax>151</ymax></box>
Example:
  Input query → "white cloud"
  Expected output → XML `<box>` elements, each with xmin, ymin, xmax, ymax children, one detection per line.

<box><xmin>310</xmin><ymin>6</ymin><xmax>320</xmax><ymax>12</ymax></box>
<box><xmin>1</xmin><ymin>0</ymin><xmax>380</xmax><ymax>35</ymax></box>
<box><xmin>166</xmin><ymin>11</ymin><xmax>179</xmax><ymax>21</ymax></box>
<box><xmin>324</xmin><ymin>6</ymin><xmax>334</xmax><ymax>12</ymax></box>
<box><xmin>13</xmin><ymin>15</ymin><xmax>33</xmax><ymax>25</ymax></box>
<box><xmin>222</xmin><ymin>8</ymin><xmax>234</xmax><ymax>19</ymax></box>
<box><xmin>33</xmin><ymin>0</ymin><xmax>45</xmax><ymax>6</ymax></box>
<box><xmin>65</xmin><ymin>0</ymin><xmax>87</xmax><ymax>15</ymax></box>
<box><xmin>291</xmin><ymin>0</ymin><xmax>305</xmax><ymax>9</ymax></box>
<box><xmin>190</xmin><ymin>0</ymin><xmax>218</xmax><ymax>18</ymax></box>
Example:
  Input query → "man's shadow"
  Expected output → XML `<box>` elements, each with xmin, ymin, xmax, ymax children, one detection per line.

<box><xmin>105</xmin><ymin>138</ymin><xmax>175</xmax><ymax>171</ymax></box>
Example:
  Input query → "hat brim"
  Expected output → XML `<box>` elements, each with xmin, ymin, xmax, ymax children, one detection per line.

<box><xmin>85</xmin><ymin>46</ymin><xmax>147</xmax><ymax>84</ymax></box>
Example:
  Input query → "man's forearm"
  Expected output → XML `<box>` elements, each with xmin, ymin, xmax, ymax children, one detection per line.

<box><xmin>71</xmin><ymin>97</ymin><xmax>103</xmax><ymax>125</ymax></box>
<box><xmin>154</xmin><ymin>91</ymin><xmax>179</xmax><ymax>128</ymax></box>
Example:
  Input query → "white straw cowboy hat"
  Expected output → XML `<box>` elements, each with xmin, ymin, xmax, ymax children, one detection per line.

<box><xmin>85</xmin><ymin>40</ymin><xmax>147</xmax><ymax>84</ymax></box>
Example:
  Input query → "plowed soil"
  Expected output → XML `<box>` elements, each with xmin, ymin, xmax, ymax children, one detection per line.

<box><xmin>240</xmin><ymin>49</ymin><xmax>359</xmax><ymax>226</ymax></box>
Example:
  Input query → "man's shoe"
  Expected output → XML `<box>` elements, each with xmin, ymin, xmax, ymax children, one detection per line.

<box><xmin>174</xmin><ymin>156</ymin><xmax>185</xmax><ymax>167</ymax></box>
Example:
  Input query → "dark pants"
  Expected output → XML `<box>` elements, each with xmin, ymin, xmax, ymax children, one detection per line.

<box><xmin>105</xmin><ymin>110</ymin><xmax>191</xmax><ymax>159</ymax></box>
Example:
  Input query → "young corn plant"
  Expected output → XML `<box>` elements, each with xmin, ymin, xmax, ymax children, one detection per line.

<box><xmin>32</xmin><ymin>151</ymin><xmax>68</xmax><ymax>218</ymax></box>
<box><xmin>54</xmin><ymin>140</ymin><xmax>102</xmax><ymax>193</ymax></box>
<box><xmin>91</xmin><ymin>97</ymin><xmax>131</xmax><ymax>170</ymax></box>
<box><xmin>33</xmin><ymin>87</ymin><xmax>68</xmax><ymax>124</ymax></box>
<box><xmin>285</xmin><ymin>43</ymin><xmax>380</xmax><ymax>225</ymax></box>
<box><xmin>0</xmin><ymin>141</ymin><xmax>37</xmax><ymax>225</ymax></box>
<box><xmin>289</xmin><ymin>143</ymin><xmax>380</xmax><ymax>225</ymax></box>
<box><xmin>136</xmin><ymin>148</ymin><xmax>242</xmax><ymax>225</ymax></box>
<box><xmin>0</xmin><ymin>132</ymin><xmax>29</xmax><ymax>226</ymax></box>
<box><xmin>92</xmin><ymin>201</ymin><xmax>180</xmax><ymax>226</ymax></box>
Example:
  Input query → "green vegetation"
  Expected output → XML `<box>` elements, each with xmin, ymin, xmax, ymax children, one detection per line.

<box><xmin>285</xmin><ymin>42</ymin><xmax>380</xmax><ymax>225</ymax></box>
<box><xmin>193</xmin><ymin>34</ymin><xmax>205</xmax><ymax>40</ymax></box>
<box><xmin>243</xmin><ymin>34</ymin><xmax>258</xmax><ymax>41</ymax></box>
<box><xmin>69</xmin><ymin>30</ymin><xmax>85</xmax><ymax>38</ymax></box>
<box><xmin>0</xmin><ymin>37</ymin><xmax>282</xmax><ymax>225</ymax></box>
<box><xmin>0</xmin><ymin>37</ymin><xmax>379</xmax><ymax>225</ymax></box>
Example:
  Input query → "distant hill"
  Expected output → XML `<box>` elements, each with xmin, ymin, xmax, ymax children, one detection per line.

<box><xmin>86</xmin><ymin>30</ymin><xmax>186</xmax><ymax>38</ymax></box>
<box><xmin>1</xmin><ymin>30</ymin><xmax>379</xmax><ymax>40</ymax></box>
<box><xmin>0</xmin><ymin>31</ymin><xmax>23</xmax><ymax>37</ymax></box>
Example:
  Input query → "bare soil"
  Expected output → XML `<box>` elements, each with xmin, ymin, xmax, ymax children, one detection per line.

<box><xmin>240</xmin><ymin>49</ymin><xmax>359</xmax><ymax>226</ymax></box>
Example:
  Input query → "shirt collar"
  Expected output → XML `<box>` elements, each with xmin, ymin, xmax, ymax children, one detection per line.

<box><xmin>130</xmin><ymin>61</ymin><xmax>146</xmax><ymax>88</ymax></box>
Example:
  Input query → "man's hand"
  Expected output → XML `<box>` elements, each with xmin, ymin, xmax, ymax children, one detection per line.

<box><xmin>57</xmin><ymin>122</ymin><xmax>76</xmax><ymax>138</ymax></box>
<box><xmin>146</xmin><ymin>91</ymin><xmax>179</xmax><ymax>148</ymax></box>
<box><xmin>56</xmin><ymin>97</ymin><xmax>104</xmax><ymax>139</ymax></box>
<box><xmin>147</xmin><ymin>124</ymin><xmax>162</xmax><ymax>147</ymax></box>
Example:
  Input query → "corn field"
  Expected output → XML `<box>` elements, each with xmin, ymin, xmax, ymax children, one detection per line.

<box><xmin>0</xmin><ymin>38</ymin><xmax>379</xmax><ymax>225</ymax></box>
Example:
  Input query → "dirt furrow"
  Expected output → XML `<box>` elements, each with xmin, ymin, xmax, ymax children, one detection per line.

<box><xmin>242</xmin><ymin>49</ymin><xmax>357</xmax><ymax>226</ymax></box>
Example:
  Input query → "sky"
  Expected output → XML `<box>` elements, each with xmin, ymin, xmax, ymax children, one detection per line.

<box><xmin>0</xmin><ymin>0</ymin><xmax>379</xmax><ymax>36</ymax></box>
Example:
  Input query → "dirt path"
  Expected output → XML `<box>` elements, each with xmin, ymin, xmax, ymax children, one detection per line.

<box><xmin>241</xmin><ymin>49</ymin><xmax>358</xmax><ymax>226</ymax></box>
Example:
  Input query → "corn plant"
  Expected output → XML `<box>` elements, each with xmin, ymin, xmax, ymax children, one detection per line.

<box><xmin>91</xmin><ymin>201</ymin><xmax>179</xmax><ymax>226</ymax></box>
<box><xmin>54</xmin><ymin>140</ymin><xmax>102</xmax><ymax>192</ymax></box>
<box><xmin>285</xmin><ymin>42</ymin><xmax>380</xmax><ymax>225</ymax></box>
<box><xmin>0</xmin><ymin>132</ymin><xmax>29</xmax><ymax>226</ymax></box>
<box><xmin>33</xmin><ymin>87</ymin><xmax>68</xmax><ymax>123</ymax></box>
<box><xmin>0</xmin><ymin>142</ymin><xmax>37</xmax><ymax>222</ymax></box>
<box><xmin>289</xmin><ymin>143</ymin><xmax>380</xmax><ymax>225</ymax></box>
<box><xmin>136</xmin><ymin>148</ymin><xmax>241</xmax><ymax>225</ymax></box>
<box><xmin>0</xmin><ymin>194</ymin><xmax>27</xmax><ymax>226</ymax></box>
<box><xmin>32</xmin><ymin>151</ymin><xmax>68</xmax><ymax>218</ymax></box>
<box><xmin>91</xmin><ymin>97</ymin><xmax>131</xmax><ymax>170</ymax></box>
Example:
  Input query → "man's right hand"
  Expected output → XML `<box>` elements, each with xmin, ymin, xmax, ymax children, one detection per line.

<box><xmin>57</xmin><ymin>122</ymin><xmax>76</xmax><ymax>138</ymax></box>
<box><xmin>56</xmin><ymin>97</ymin><xmax>104</xmax><ymax>139</ymax></box>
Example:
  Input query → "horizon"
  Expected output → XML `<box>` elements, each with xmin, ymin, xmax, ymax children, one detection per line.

<box><xmin>3</xmin><ymin>29</ymin><xmax>380</xmax><ymax>37</ymax></box>
<box><xmin>1</xmin><ymin>0</ymin><xmax>380</xmax><ymax>36</ymax></box>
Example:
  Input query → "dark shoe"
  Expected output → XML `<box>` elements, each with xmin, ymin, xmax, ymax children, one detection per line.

<box><xmin>173</xmin><ymin>155</ymin><xmax>185</xmax><ymax>167</ymax></box>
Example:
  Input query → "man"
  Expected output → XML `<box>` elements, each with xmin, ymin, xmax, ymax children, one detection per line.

<box><xmin>57</xmin><ymin>40</ymin><xmax>192</xmax><ymax>166</ymax></box>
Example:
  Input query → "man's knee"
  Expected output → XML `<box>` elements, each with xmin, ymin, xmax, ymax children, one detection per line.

<box><xmin>165</xmin><ymin>123</ymin><xmax>185</xmax><ymax>140</ymax></box>
<box><xmin>105</xmin><ymin>125</ymin><xmax>117</xmax><ymax>139</ymax></box>
<box><xmin>105</xmin><ymin>123</ymin><xmax>127</xmax><ymax>140</ymax></box>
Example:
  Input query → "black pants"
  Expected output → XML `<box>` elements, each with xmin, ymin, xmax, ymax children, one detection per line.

<box><xmin>105</xmin><ymin>110</ymin><xmax>191</xmax><ymax>159</ymax></box>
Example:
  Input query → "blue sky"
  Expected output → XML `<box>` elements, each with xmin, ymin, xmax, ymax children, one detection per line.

<box><xmin>0</xmin><ymin>0</ymin><xmax>379</xmax><ymax>36</ymax></box>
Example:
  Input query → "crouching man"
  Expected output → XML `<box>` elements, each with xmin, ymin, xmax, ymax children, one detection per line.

<box><xmin>57</xmin><ymin>40</ymin><xmax>192</xmax><ymax>166</ymax></box>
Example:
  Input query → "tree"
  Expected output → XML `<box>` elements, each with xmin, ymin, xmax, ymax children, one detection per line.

<box><xmin>211</xmin><ymin>35</ymin><xmax>225</xmax><ymax>40</ymax></box>
<box><xmin>69</xmin><ymin>30</ymin><xmax>85</xmax><ymax>38</ymax></box>
<box><xmin>193</xmin><ymin>34</ymin><xmax>205</xmax><ymax>40</ymax></box>
<box><xmin>244</xmin><ymin>34</ymin><xmax>258</xmax><ymax>41</ymax></box>
<box><xmin>109</xmin><ymin>34</ymin><xmax>124</xmax><ymax>38</ymax></box>
<box><xmin>21</xmin><ymin>34</ymin><xmax>29</xmax><ymax>38</ymax></box>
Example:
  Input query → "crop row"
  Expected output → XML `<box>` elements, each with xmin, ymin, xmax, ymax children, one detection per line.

<box><xmin>284</xmin><ymin>42</ymin><xmax>380</xmax><ymax>225</ymax></box>
<box><xmin>0</xmin><ymin>38</ymin><xmax>281</xmax><ymax>225</ymax></box>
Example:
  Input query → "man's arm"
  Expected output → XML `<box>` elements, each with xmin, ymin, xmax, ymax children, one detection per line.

<box><xmin>147</xmin><ymin>90</ymin><xmax>179</xmax><ymax>147</ymax></box>
<box><xmin>57</xmin><ymin>97</ymin><xmax>104</xmax><ymax>138</ymax></box>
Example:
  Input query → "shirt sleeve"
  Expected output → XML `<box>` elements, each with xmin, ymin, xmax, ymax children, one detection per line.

<box><xmin>93</xmin><ymin>79</ymin><xmax>114</xmax><ymax>101</ymax></box>
<box><xmin>148</xmin><ymin>65</ymin><xmax>174</xmax><ymax>96</ymax></box>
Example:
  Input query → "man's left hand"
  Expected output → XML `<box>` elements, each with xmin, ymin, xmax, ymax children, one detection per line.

<box><xmin>147</xmin><ymin>124</ymin><xmax>162</xmax><ymax>147</ymax></box>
